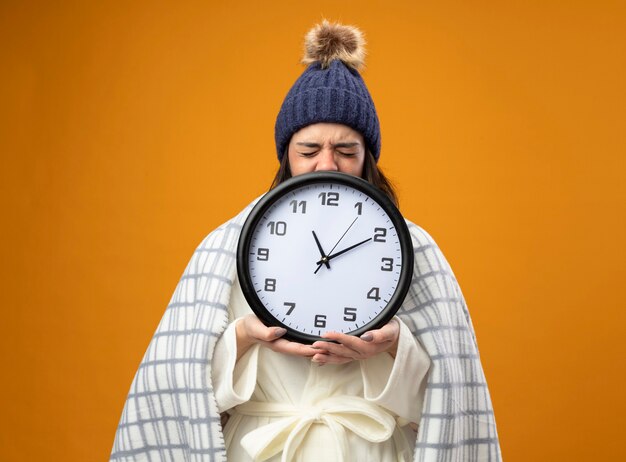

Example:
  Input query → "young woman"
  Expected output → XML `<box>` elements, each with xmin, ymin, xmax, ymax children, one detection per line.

<box><xmin>111</xmin><ymin>21</ymin><xmax>501</xmax><ymax>462</ymax></box>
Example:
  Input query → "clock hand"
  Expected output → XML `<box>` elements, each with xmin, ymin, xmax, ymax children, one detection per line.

<box><xmin>312</xmin><ymin>230</ymin><xmax>330</xmax><ymax>269</ymax></box>
<box><xmin>314</xmin><ymin>216</ymin><xmax>359</xmax><ymax>274</ymax></box>
<box><xmin>326</xmin><ymin>216</ymin><xmax>359</xmax><ymax>255</ymax></box>
<box><xmin>316</xmin><ymin>237</ymin><xmax>372</xmax><ymax>265</ymax></box>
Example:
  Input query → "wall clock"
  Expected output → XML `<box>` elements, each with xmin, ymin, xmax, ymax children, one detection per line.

<box><xmin>237</xmin><ymin>171</ymin><xmax>413</xmax><ymax>344</ymax></box>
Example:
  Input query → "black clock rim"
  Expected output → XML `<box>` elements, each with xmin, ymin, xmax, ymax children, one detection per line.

<box><xmin>236</xmin><ymin>171</ymin><xmax>414</xmax><ymax>344</ymax></box>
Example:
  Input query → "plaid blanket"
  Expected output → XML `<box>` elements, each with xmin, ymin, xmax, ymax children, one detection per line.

<box><xmin>110</xmin><ymin>201</ymin><xmax>501</xmax><ymax>461</ymax></box>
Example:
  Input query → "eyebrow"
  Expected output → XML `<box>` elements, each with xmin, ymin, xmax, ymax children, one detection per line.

<box><xmin>295</xmin><ymin>142</ymin><xmax>361</xmax><ymax>148</ymax></box>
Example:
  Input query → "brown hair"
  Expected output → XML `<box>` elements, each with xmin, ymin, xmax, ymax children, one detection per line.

<box><xmin>269</xmin><ymin>151</ymin><xmax>399</xmax><ymax>207</ymax></box>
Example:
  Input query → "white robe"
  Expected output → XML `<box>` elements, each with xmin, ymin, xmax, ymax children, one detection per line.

<box><xmin>212</xmin><ymin>275</ymin><xmax>431</xmax><ymax>462</ymax></box>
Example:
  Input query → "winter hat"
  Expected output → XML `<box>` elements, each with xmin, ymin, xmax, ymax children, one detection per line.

<box><xmin>274</xmin><ymin>20</ymin><xmax>381</xmax><ymax>161</ymax></box>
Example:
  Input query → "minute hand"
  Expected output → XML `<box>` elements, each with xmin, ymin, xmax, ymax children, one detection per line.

<box><xmin>317</xmin><ymin>237</ymin><xmax>372</xmax><ymax>264</ymax></box>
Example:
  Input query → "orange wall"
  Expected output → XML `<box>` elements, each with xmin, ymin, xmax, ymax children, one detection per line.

<box><xmin>1</xmin><ymin>1</ymin><xmax>624</xmax><ymax>460</ymax></box>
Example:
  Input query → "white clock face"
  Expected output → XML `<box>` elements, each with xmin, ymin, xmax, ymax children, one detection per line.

<box><xmin>243</xmin><ymin>177</ymin><xmax>406</xmax><ymax>338</ymax></box>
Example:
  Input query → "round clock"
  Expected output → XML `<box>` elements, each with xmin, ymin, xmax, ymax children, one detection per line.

<box><xmin>236</xmin><ymin>171</ymin><xmax>414</xmax><ymax>344</ymax></box>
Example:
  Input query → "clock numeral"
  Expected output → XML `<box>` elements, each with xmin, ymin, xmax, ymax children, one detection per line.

<box><xmin>381</xmin><ymin>257</ymin><xmax>393</xmax><ymax>271</ymax></box>
<box><xmin>264</xmin><ymin>278</ymin><xmax>276</xmax><ymax>292</ymax></box>
<box><xmin>267</xmin><ymin>221</ymin><xmax>287</xmax><ymax>236</ymax></box>
<box><xmin>256</xmin><ymin>248</ymin><xmax>269</xmax><ymax>261</ymax></box>
<box><xmin>314</xmin><ymin>314</ymin><xmax>327</xmax><ymax>328</ymax></box>
<box><xmin>319</xmin><ymin>191</ymin><xmax>339</xmax><ymax>206</ymax></box>
<box><xmin>373</xmin><ymin>227</ymin><xmax>387</xmax><ymax>243</ymax></box>
<box><xmin>367</xmin><ymin>287</ymin><xmax>381</xmax><ymax>301</ymax></box>
<box><xmin>343</xmin><ymin>307</ymin><xmax>357</xmax><ymax>322</ymax></box>
<box><xmin>354</xmin><ymin>202</ymin><xmax>363</xmax><ymax>215</ymax></box>
<box><xmin>289</xmin><ymin>200</ymin><xmax>307</xmax><ymax>214</ymax></box>
<box><xmin>284</xmin><ymin>302</ymin><xmax>296</xmax><ymax>315</ymax></box>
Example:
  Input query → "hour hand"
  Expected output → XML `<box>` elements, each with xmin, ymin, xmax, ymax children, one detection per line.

<box><xmin>312</xmin><ymin>231</ymin><xmax>330</xmax><ymax>269</ymax></box>
<box><xmin>317</xmin><ymin>237</ymin><xmax>372</xmax><ymax>264</ymax></box>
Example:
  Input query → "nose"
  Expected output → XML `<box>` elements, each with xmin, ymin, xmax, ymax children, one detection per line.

<box><xmin>314</xmin><ymin>148</ymin><xmax>339</xmax><ymax>172</ymax></box>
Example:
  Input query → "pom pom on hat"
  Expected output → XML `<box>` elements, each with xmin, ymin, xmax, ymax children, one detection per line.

<box><xmin>302</xmin><ymin>20</ymin><xmax>366</xmax><ymax>71</ymax></box>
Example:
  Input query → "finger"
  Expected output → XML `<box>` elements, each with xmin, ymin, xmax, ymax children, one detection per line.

<box><xmin>358</xmin><ymin>319</ymin><xmax>400</xmax><ymax>344</ymax></box>
<box><xmin>320</xmin><ymin>327</ymin><xmax>399</xmax><ymax>360</ymax></box>
<box><xmin>312</xmin><ymin>339</ymin><xmax>360</xmax><ymax>359</ymax></box>
<box><xmin>311</xmin><ymin>352</ymin><xmax>330</xmax><ymax>365</ymax></box>
<box><xmin>244</xmin><ymin>316</ymin><xmax>287</xmax><ymax>343</ymax></box>
<box><xmin>312</xmin><ymin>352</ymin><xmax>353</xmax><ymax>365</ymax></box>
<box><xmin>320</xmin><ymin>331</ymin><xmax>376</xmax><ymax>353</ymax></box>
<box><xmin>266</xmin><ymin>338</ymin><xmax>318</xmax><ymax>357</ymax></box>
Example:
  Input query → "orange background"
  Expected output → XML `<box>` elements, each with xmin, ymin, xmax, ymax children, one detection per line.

<box><xmin>1</xmin><ymin>1</ymin><xmax>624</xmax><ymax>460</ymax></box>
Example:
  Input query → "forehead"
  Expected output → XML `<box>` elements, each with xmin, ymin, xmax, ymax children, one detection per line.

<box><xmin>290</xmin><ymin>123</ymin><xmax>364</xmax><ymax>143</ymax></box>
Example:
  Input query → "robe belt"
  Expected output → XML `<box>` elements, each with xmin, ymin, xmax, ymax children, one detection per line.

<box><xmin>234</xmin><ymin>395</ymin><xmax>398</xmax><ymax>462</ymax></box>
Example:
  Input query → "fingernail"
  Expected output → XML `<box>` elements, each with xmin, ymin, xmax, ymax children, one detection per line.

<box><xmin>274</xmin><ymin>328</ymin><xmax>287</xmax><ymax>338</ymax></box>
<box><xmin>360</xmin><ymin>332</ymin><xmax>373</xmax><ymax>342</ymax></box>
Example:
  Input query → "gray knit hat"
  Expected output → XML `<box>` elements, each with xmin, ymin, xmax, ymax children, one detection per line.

<box><xmin>274</xmin><ymin>21</ymin><xmax>381</xmax><ymax>161</ymax></box>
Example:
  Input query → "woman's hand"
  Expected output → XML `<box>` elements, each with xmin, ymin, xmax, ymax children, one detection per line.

<box><xmin>310</xmin><ymin>318</ymin><xmax>400</xmax><ymax>365</ymax></box>
<box><xmin>235</xmin><ymin>314</ymin><xmax>318</xmax><ymax>360</ymax></box>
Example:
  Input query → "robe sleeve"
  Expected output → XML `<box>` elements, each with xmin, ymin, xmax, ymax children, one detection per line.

<box><xmin>212</xmin><ymin>318</ymin><xmax>261</xmax><ymax>413</ymax></box>
<box><xmin>360</xmin><ymin>317</ymin><xmax>431</xmax><ymax>424</ymax></box>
